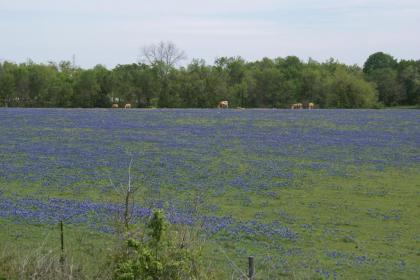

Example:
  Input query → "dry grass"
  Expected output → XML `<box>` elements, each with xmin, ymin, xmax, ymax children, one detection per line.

<box><xmin>0</xmin><ymin>243</ymin><xmax>86</xmax><ymax>280</ymax></box>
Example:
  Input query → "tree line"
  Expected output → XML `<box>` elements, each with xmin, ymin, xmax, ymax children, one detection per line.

<box><xmin>1</xmin><ymin>47</ymin><xmax>419</xmax><ymax>108</ymax></box>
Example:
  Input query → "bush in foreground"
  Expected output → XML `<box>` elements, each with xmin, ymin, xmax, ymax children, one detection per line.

<box><xmin>112</xmin><ymin>210</ymin><xmax>211</xmax><ymax>280</ymax></box>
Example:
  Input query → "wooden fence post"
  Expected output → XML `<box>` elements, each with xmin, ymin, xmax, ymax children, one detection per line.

<box><xmin>248</xmin><ymin>256</ymin><xmax>255</xmax><ymax>280</ymax></box>
<box><xmin>60</xmin><ymin>220</ymin><xmax>65</xmax><ymax>264</ymax></box>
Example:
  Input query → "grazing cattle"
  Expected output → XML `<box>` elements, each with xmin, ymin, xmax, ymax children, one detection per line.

<box><xmin>218</xmin><ymin>101</ymin><xmax>229</xmax><ymax>109</ymax></box>
<box><xmin>124</xmin><ymin>103</ymin><xmax>132</xmax><ymax>109</ymax></box>
<box><xmin>291</xmin><ymin>103</ymin><xmax>303</xmax><ymax>109</ymax></box>
<box><xmin>112</xmin><ymin>104</ymin><xmax>119</xmax><ymax>108</ymax></box>
<box><xmin>308</xmin><ymin>102</ymin><xmax>315</xmax><ymax>109</ymax></box>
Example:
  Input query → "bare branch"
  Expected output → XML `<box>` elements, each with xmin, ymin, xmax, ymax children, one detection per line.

<box><xmin>128</xmin><ymin>158</ymin><xmax>133</xmax><ymax>194</ymax></box>
<box><xmin>123</xmin><ymin>158</ymin><xmax>134</xmax><ymax>230</ymax></box>
<box><xmin>140</xmin><ymin>41</ymin><xmax>186</xmax><ymax>68</ymax></box>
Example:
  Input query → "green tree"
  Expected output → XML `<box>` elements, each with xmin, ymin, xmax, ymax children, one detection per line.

<box><xmin>0</xmin><ymin>62</ymin><xmax>17</xmax><ymax>107</ymax></box>
<box><xmin>93</xmin><ymin>65</ymin><xmax>113</xmax><ymax>107</ymax></box>
<box><xmin>178</xmin><ymin>60</ymin><xmax>207</xmax><ymax>108</ymax></box>
<box><xmin>25</xmin><ymin>62</ymin><xmax>54</xmax><ymax>107</ymax></box>
<box><xmin>368</xmin><ymin>68</ymin><xmax>405</xmax><ymax>106</ymax></box>
<box><xmin>363</xmin><ymin>52</ymin><xmax>397</xmax><ymax>74</ymax></box>
<box><xmin>299</xmin><ymin>62</ymin><xmax>330</xmax><ymax>107</ymax></box>
<box><xmin>397</xmin><ymin>60</ymin><xmax>420</xmax><ymax>105</ymax></box>
<box><xmin>72</xmin><ymin>69</ymin><xmax>100</xmax><ymax>107</ymax></box>
<box><xmin>363</xmin><ymin>52</ymin><xmax>404</xmax><ymax>106</ymax></box>
<box><xmin>326</xmin><ymin>67</ymin><xmax>378</xmax><ymax>108</ymax></box>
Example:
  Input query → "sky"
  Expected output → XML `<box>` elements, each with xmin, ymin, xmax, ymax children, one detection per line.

<box><xmin>1</xmin><ymin>0</ymin><xmax>419</xmax><ymax>68</ymax></box>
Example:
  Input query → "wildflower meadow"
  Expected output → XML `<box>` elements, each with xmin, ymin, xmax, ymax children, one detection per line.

<box><xmin>0</xmin><ymin>108</ymin><xmax>419</xmax><ymax>279</ymax></box>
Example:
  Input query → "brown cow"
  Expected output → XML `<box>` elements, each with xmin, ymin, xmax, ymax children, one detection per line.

<box><xmin>217</xmin><ymin>101</ymin><xmax>229</xmax><ymax>109</ymax></box>
<box><xmin>112</xmin><ymin>104</ymin><xmax>119</xmax><ymax>108</ymax></box>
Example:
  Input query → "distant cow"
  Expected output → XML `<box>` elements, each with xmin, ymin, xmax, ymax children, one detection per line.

<box><xmin>124</xmin><ymin>103</ymin><xmax>132</xmax><ymax>109</ymax></box>
<box><xmin>291</xmin><ymin>103</ymin><xmax>303</xmax><ymax>109</ymax></box>
<box><xmin>218</xmin><ymin>101</ymin><xmax>229</xmax><ymax>109</ymax></box>
<box><xmin>112</xmin><ymin>104</ymin><xmax>119</xmax><ymax>108</ymax></box>
<box><xmin>308</xmin><ymin>102</ymin><xmax>315</xmax><ymax>109</ymax></box>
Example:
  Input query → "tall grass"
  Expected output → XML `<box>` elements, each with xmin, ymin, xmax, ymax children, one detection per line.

<box><xmin>0</xmin><ymin>244</ymin><xmax>86</xmax><ymax>280</ymax></box>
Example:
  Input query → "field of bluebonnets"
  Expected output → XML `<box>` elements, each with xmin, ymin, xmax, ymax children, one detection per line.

<box><xmin>0</xmin><ymin>108</ymin><xmax>419</xmax><ymax>279</ymax></box>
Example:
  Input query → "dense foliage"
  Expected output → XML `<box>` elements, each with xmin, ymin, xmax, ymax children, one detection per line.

<box><xmin>113</xmin><ymin>210</ymin><xmax>205</xmax><ymax>280</ymax></box>
<box><xmin>1</xmin><ymin>52</ymin><xmax>419</xmax><ymax>108</ymax></box>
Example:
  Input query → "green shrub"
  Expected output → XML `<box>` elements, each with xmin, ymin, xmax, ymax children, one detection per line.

<box><xmin>113</xmin><ymin>210</ymin><xmax>207</xmax><ymax>280</ymax></box>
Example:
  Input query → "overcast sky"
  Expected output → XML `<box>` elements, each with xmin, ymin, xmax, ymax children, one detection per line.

<box><xmin>1</xmin><ymin>0</ymin><xmax>419</xmax><ymax>68</ymax></box>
